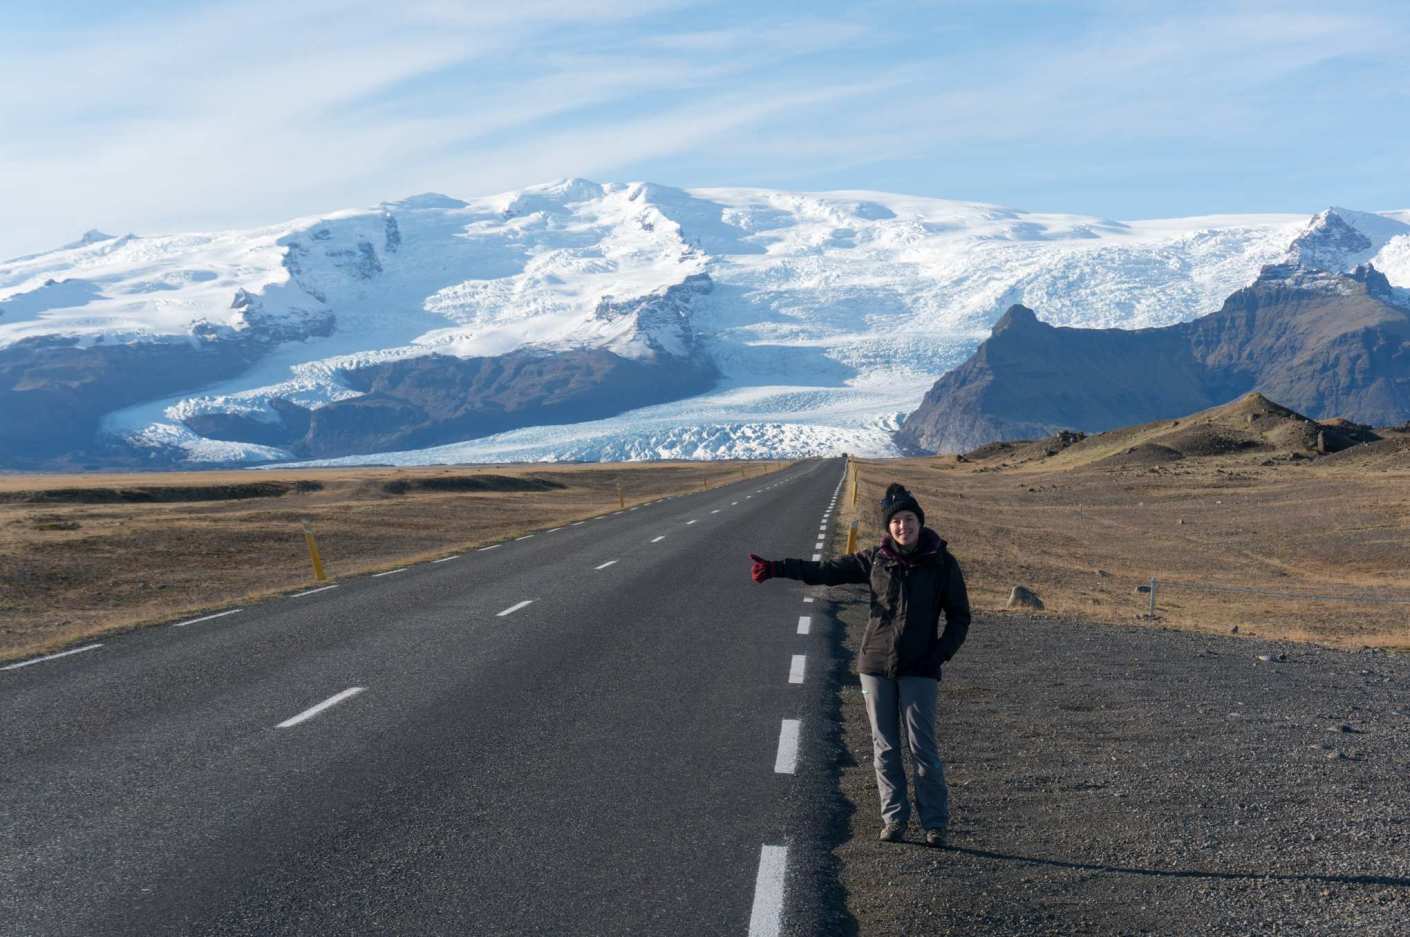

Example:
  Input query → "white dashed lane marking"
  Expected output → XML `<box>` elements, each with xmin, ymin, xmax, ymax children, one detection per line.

<box><xmin>748</xmin><ymin>845</ymin><xmax>787</xmax><ymax>937</ymax></box>
<box><xmin>3</xmin><ymin>643</ymin><xmax>103</xmax><ymax>671</ymax></box>
<box><xmin>432</xmin><ymin>555</ymin><xmax>460</xmax><ymax>564</ymax></box>
<box><xmin>594</xmin><ymin>560</ymin><xmax>618</xmax><ymax>571</ymax></box>
<box><xmin>497</xmin><ymin>600</ymin><xmax>534</xmax><ymax>617</ymax></box>
<box><xmin>797</xmin><ymin>615</ymin><xmax>811</xmax><ymax>635</ymax></box>
<box><xmin>814</xmin><ymin>541</ymin><xmax>824</xmax><ymax>549</ymax></box>
<box><xmin>788</xmin><ymin>655</ymin><xmax>806</xmax><ymax>684</ymax></box>
<box><xmin>686</xmin><ymin>519</ymin><xmax>698</xmax><ymax>526</ymax></box>
<box><xmin>651</xmin><ymin>536</ymin><xmax>666</xmax><ymax>543</ymax></box>
<box><xmin>276</xmin><ymin>687</ymin><xmax>365</xmax><ymax>729</ymax></box>
<box><xmin>516</xmin><ymin>534</ymin><xmax>535</xmax><ymax>541</ymax></box>
<box><xmin>372</xmin><ymin>568</ymin><xmax>406</xmax><ymax>578</ymax></box>
<box><xmin>478</xmin><ymin>543</ymin><xmax>501</xmax><ymax>551</ymax></box>
<box><xmin>774</xmin><ymin>720</ymin><xmax>800</xmax><ymax>774</ymax></box>
<box><xmin>811</xmin><ymin>553</ymin><xmax>822</xmax><ymax>561</ymax></box>
<box><xmin>173</xmin><ymin>609</ymin><xmax>243</xmax><ymax>628</ymax></box>
<box><xmin>293</xmin><ymin>584</ymin><xmax>340</xmax><ymax>596</ymax></box>
<box><xmin>803</xmin><ymin>596</ymin><xmax>814</xmax><ymax>604</ymax></box>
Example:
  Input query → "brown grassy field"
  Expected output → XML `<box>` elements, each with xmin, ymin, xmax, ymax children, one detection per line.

<box><xmin>0</xmin><ymin>460</ymin><xmax>787</xmax><ymax>663</ymax></box>
<box><xmin>840</xmin><ymin>413</ymin><xmax>1410</xmax><ymax>651</ymax></box>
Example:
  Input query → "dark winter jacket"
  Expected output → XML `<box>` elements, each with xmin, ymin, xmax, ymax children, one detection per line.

<box><xmin>781</xmin><ymin>527</ymin><xmax>970</xmax><ymax>679</ymax></box>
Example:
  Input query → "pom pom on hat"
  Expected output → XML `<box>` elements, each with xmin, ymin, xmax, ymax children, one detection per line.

<box><xmin>881</xmin><ymin>482</ymin><xmax>925</xmax><ymax>527</ymax></box>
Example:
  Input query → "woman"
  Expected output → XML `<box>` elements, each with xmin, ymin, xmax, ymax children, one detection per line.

<box><xmin>749</xmin><ymin>482</ymin><xmax>970</xmax><ymax>846</ymax></box>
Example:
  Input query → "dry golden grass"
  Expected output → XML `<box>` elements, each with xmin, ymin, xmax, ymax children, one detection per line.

<box><xmin>839</xmin><ymin>450</ymin><xmax>1410</xmax><ymax>651</ymax></box>
<box><xmin>0</xmin><ymin>460</ymin><xmax>788</xmax><ymax>663</ymax></box>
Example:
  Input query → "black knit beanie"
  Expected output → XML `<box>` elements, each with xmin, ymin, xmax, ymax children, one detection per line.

<box><xmin>881</xmin><ymin>483</ymin><xmax>925</xmax><ymax>528</ymax></box>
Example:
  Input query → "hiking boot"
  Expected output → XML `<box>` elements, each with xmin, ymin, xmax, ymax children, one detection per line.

<box><xmin>924</xmin><ymin>827</ymin><xmax>948</xmax><ymax>848</ymax></box>
<box><xmin>878</xmin><ymin>821</ymin><xmax>906</xmax><ymax>843</ymax></box>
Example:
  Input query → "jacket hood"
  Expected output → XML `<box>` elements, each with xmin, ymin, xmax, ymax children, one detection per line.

<box><xmin>878</xmin><ymin>526</ymin><xmax>946</xmax><ymax>566</ymax></box>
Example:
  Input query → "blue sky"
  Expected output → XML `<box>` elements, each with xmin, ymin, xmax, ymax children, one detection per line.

<box><xmin>2</xmin><ymin>0</ymin><xmax>1407</xmax><ymax>259</ymax></box>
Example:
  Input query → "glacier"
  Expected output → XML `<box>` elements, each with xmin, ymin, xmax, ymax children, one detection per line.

<box><xmin>4</xmin><ymin>178</ymin><xmax>1408</xmax><ymax>466</ymax></box>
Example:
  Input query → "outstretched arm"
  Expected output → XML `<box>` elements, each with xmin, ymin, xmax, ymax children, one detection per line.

<box><xmin>750</xmin><ymin>551</ymin><xmax>872</xmax><ymax>586</ymax></box>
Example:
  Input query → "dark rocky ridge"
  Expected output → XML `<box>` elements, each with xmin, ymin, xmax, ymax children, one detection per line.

<box><xmin>898</xmin><ymin>264</ymin><xmax>1410</xmax><ymax>454</ymax></box>
<box><xmin>0</xmin><ymin>335</ymin><xmax>264</xmax><ymax>468</ymax></box>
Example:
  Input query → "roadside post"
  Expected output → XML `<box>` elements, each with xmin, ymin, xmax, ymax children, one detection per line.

<box><xmin>302</xmin><ymin>520</ymin><xmax>328</xmax><ymax>582</ymax></box>
<box><xmin>846</xmin><ymin>520</ymin><xmax>858</xmax><ymax>554</ymax></box>
<box><xmin>1137</xmin><ymin>577</ymin><xmax>1158</xmax><ymax>618</ymax></box>
<box><xmin>617</xmin><ymin>481</ymin><xmax>625</xmax><ymax>510</ymax></box>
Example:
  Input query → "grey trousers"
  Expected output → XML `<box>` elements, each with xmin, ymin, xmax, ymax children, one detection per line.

<box><xmin>859</xmin><ymin>674</ymin><xmax>950</xmax><ymax>829</ymax></box>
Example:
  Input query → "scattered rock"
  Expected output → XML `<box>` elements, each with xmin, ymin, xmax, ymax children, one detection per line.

<box><xmin>1007</xmin><ymin>585</ymin><xmax>1044</xmax><ymax>609</ymax></box>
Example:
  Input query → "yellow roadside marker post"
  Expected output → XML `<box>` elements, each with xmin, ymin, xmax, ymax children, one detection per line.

<box><xmin>301</xmin><ymin>520</ymin><xmax>328</xmax><ymax>582</ymax></box>
<box><xmin>846</xmin><ymin>520</ymin><xmax>858</xmax><ymax>554</ymax></box>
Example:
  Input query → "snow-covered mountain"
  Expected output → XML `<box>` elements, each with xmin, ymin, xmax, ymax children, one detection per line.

<box><xmin>3</xmin><ymin>180</ymin><xmax>1408</xmax><ymax>468</ymax></box>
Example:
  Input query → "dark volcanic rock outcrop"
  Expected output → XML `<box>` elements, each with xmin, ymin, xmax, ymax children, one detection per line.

<box><xmin>0</xmin><ymin>335</ymin><xmax>262</xmax><ymax>467</ymax></box>
<box><xmin>898</xmin><ymin>264</ymin><xmax>1410</xmax><ymax>453</ymax></box>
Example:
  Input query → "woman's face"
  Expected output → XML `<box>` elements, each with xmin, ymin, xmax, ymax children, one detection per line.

<box><xmin>888</xmin><ymin>510</ymin><xmax>920</xmax><ymax>547</ymax></box>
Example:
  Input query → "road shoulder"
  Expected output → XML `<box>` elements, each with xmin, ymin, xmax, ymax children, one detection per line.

<box><xmin>824</xmin><ymin>594</ymin><xmax>1410</xmax><ymax>936</ymax></box>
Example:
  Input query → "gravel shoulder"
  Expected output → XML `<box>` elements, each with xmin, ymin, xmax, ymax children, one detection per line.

<box><xmin>824</xmin><ymin>591</ymin><xmax>1410</xmax><ymax>935</ymax></box>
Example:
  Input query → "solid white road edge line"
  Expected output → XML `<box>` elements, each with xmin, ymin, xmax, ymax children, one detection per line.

<box><xmin>797</xmin><ymin>615</ymin><xmax>811</xmax><ymax>635</ymax></box>
<box><xmin>497</xmin><ymin>600</ymin><xmax>533</xmax><ymax>617</ymax></box>
<box><xmin>789</xmin><ymin>655</ymin><xmax>806</xmax><ymax>684</ymax></box>
<box><xmin>293</xmin><ymin>584</ymin><xmax>340</xmax><ymax>596</ymax></box>
<box><xmin>174</xmin><ymin>608</ymin><xmax>243</xmax><ymax>628</ymax></box>
<box><xmin>748</xmin><ymin>845</ymin><xmax>788</xmax><ymax>937</ymax></box>
<box><xmin>594</xmin><ymin>560</ymin><xmax>618</xmax><ymax>570</ymax></box>
<box><xmin>774</xmin><ymin>720</ymin><xmax>800</xmax><ymax>774</ymax></box>
<box><xmin>276</xmin><ymin>687</ymin><xmax>365</xmax><ymax>729</ymax></box>
<box><xmin>3</xmin><ymin>643</ymin><xmax>103</xmax><ymax>671</ymax></box>
<box><xmin>372</xmin><ymin>568</ymin><xmax>407</xmax><ymax>577</ymax></box>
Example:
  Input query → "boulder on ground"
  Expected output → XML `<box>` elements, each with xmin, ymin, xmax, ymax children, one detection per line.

<box><xmin>1007</xmin><ymin>585</ymin><xmax>1044</xmax><ymax>609</ymax></box>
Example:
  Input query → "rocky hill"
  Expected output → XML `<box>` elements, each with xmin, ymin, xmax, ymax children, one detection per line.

<box><xmin>897</xmin><ymin>261</ymin><xmax>1410</xmax><ymax>454</ymax></box>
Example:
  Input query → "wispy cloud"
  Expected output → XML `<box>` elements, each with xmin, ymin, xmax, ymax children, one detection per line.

<box><xmin>1</xmin><ymin>0</ymin><xmax>1406</xmax><ymax>258</ymax></box>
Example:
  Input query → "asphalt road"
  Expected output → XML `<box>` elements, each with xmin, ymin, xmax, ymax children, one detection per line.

<box><xmin>1</xmin><ymin>458</ymin><xmax>849</xmax><ymax>937</ymax></box>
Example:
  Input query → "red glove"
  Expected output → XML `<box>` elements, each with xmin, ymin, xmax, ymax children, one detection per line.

<box><xmin>749</xmin><ymin>553</ymin><xmax>782</xmax><ymax>583</ymax></box>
